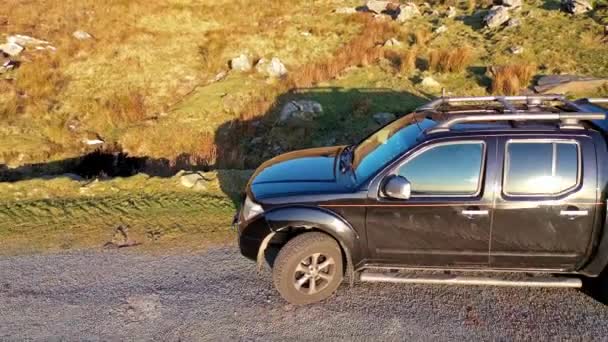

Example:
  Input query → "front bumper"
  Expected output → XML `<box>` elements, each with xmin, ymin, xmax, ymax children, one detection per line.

<box><xmin>235</xmin><ymin>212</ymin><xmax>273</xmax><ymax>261</ymax></box>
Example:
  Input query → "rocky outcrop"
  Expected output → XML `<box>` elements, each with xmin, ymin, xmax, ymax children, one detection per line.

<box><xmin>396</xmin><ymin>3</ymin><xmax>421</xmax><ymax>22</ymax></box>
<box><xmin>484</xmin><ymin>6</ymin><xmax>511</xmax><ymax>28</ymax></box>
<box><xmin>561</xmin><ymin>0</ymin><xmax>593</xmax><ymax>14</ymax></box>
<box><xmin>230</xmin><ymin>54</ymin><xmax>252</xmax><ymax>72</ymax></box>
<box><xmin>279</xmin><ymin>100</ymin><xmax>323</xmax><ymax>123</ymax></box>
<box><xmin>255</xmin><ymin>57</ymin><xmax>287</xmax><ymax>77</ymax></box>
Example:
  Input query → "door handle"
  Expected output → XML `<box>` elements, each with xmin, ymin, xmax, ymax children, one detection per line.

<box><xmin>560</xmin><ymin>210</ymin><xmax>588</xmax><ymax>217</ymax></box>
<box><xmin>461</xmin><ymin>209</ymin><xmax>489</xmax><ymax>216</ymax></box>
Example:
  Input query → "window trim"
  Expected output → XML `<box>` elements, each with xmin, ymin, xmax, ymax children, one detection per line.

<box><xmin>502</xmin><ymin>139</ymin><xmax>581</xmax><ymax>197</ymax></box>
<box><xmin>386</xmin><ymin>140</ymin><xmax>487</xmax><ymax>198</ymax></box>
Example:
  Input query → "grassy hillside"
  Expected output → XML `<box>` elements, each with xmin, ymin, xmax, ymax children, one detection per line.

<box><xmin>1</xmin><ymin>0</ymin><xmax>608</xmax><ymax>253</ymax></box>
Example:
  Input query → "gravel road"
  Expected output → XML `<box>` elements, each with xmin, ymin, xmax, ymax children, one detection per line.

<box><xmin>1</xmin><ymin>246</ymin><xmax>607</xmax><ymax>341</ymax></box>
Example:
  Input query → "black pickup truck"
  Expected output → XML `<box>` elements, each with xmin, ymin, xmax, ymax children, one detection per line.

<box><xmin>235</xmin><ymin>95</ymin><xmax>608</xmax><ymax>305</ymax></box>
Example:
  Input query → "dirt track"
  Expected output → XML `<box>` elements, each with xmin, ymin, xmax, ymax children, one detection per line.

<box><xmin>1</xmin><ymin>246</ymin><xmax>608</xmax><ymax>341</ymax></box>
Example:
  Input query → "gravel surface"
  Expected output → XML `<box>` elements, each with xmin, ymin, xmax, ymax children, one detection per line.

<box><xmin>1</xmin><ymin>246</ymin><xmax>608</xmax><ymax>341</ymax></box>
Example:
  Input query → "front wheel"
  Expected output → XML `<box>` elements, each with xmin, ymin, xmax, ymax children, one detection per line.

<box><xmin>272</xmin><ymin>232</ymin><xmax>343</xmax><ymax>305</ymax></box>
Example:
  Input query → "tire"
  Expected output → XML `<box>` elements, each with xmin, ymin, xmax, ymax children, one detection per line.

<box><xmin>272</xmin><ymin>232</ymin><xmax>343</xmax><ymax>305</ymax></box>
<box><xmin>585</xmin><ymin>270</ymin><xmax>608</xmax><ymax>305</ymax></box>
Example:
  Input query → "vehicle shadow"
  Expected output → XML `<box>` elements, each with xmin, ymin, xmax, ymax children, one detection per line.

<box><xmin>213</xmin><ymin>87</ymin><xmax>429</xmax><ymax>202</ymax></box>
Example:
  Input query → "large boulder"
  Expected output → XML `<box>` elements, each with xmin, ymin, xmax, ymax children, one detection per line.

<box><xmin>397</xmin><ymin>3</ymin><xmax>421</xmax><ymax>22</ymax></box>
<box><xmin>484</xmin><ymin>6</ymin><xmax>511</xmax><ymax>28</ymax></box>
<box><xmin>366</xmin><ymin>0</ymin><xmax>391</xmax><ymax>13</ymax></box>
<box><xmin>561</xmin><ymin>0</ymin><xmax>593</xmax><ymax>14</ymax></box>
<box><xmin>279</xmin><ymin>100</ymin><xmax>323</xmax><ymax>123</ymax></box>
<box><xmin>535</xmin><ymin>75</ymin><xmax>608</xmax><ymax>94</ymax></box>
<box><xmin>255</xmin><ymin>57</ymin><xmax>287</xmax><ymax>77</ymax></box>
<box><xmin>230</xmin><ymin>54</ymin><xmax>252</xmax><ymax>72</ymax></box>
<box><xmin>7</xmin><ymin>34</ymin><xmax>51</xmax><ymax>47</ymax></box>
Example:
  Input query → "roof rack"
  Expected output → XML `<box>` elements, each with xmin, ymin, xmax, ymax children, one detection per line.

<box><xmin>414</xmin><ymin>95</ymin><xmax>607</xmax><ymax>134</ymax></box>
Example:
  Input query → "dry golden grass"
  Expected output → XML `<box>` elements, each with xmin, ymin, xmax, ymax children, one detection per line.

<box><xmin>490</xmin><ymin>63</ymin><xmax>537</xmax><ymax>95</ymax></box>
<box><xmin>413</xmin><ymin>27</ymin><xmax>432</xmax><ymax>47</ymax></box>
<box><xmin>399</xmin><ymin>49</ymin><xmax>418</xmax><ymax>75</ymax></box>
<box><xmin>102</xmin><ymin>88</ymin><xmax>148</xmax><ymax>125</ymax></box>
<box><xmin>428</xmin><ymin>46</ymin><xmax>473</xmax><ymax>73</ymax></box>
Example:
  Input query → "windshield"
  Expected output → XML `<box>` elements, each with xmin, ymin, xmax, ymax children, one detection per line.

<box><xmin>353</xmin><ymin>113</ymin><xmax>436</xmax><ymax>182</ymax></box>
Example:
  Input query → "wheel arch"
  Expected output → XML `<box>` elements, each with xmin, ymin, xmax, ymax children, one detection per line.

<box><xmin>262</xmin><ymin>205</ymin><xmax>360</xmax><ymax>285</ymax></box>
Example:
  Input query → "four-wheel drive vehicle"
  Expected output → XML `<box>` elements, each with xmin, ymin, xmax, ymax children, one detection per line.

<box><xmin>235</xmin><ymin>95</ymin><xmax>608</xmax><ymax>305</ymax></box>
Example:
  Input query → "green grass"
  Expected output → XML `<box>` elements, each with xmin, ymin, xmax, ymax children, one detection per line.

<box><xmin>0</xmin><ymin>171</ymin><xmax>251</xmax><ymax>254</ymax></box>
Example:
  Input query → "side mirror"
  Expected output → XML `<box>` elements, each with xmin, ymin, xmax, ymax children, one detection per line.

<box><xmin>383</xmin><ymin>175</ymin><xmax>411</xmax><ymax>200</ymax></box>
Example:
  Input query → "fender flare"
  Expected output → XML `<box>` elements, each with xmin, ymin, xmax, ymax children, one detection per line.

<box><xmin>261</xmin><ymin>205</ymin><xmax>360</xmax><ymax>285</ymax></box>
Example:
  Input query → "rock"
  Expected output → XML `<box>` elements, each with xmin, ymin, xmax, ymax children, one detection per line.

<box><xmin>279</xmin><ymin>100</ymin><xmax>323</xmax><ymax>122</ymax></box>
<box><xmin>420</xmin><ymin>76</ymin><xmax>441</xmax><ymax>90</ymax></box>
<box><xmin>506</xmin><ymin>17</ymin><xmax>521</xmax><ymax>28</ymax></box>
<box><xmin>484</xmin><ymin>6</ymin><xmax>511</xmax><ymax>28</ymax></box>
<box><xmin>446</xmin><ymin>6</ymin><xmax>457</xmax><ymax>18</ymax></box>
<box><xmin>373</xmin><ymin>112</ymin><xmax>396</xmax><ymax>125</ymax></box>
<box><xmin>396</xmin><ymin>3</ymin><xmax>421</xmax><ymax>22</ymax></box>
<box><xmin>72</xmin><ymin>30</ymin><xmax>93</xmax><ymax>40</ymax></box>
<box><xmin>255</xmin><ymin>57</ymin><xmax>287</xmax><ymax>77</ymax></box>
<box><xmin>179</xmin><ymin>172</ymin><xmax>209</xmax><ymax>191</ymax></box>
<box><xmin>230</xmin><ymin>54</ymin><xmax>252</xmax><ymax>72</ymax></box>
<box><xmin>509</xmin><ymin>46</ymin><xmax>524</xmax><ymax>54</ymax></box>
<box><xmin>535</xmin><ymin>75</ymin><xmax>608</xmax><ymax>94</ymax></box>
<box><xmin>384</xmin><ymin>38</ymin><xmax>402</xmax><ymax>47</ymax></box>
<box><xmin>561</xmin><ymin>0</ymin><xmax>592</xmax><ymax>14</ymax></box>
<box><xmin>0</xmin><ymin>42</ymin><xmax>24</xmax><ymax>56</ymax></box>
<box><xmin>0</xmin><ymin>58</ymin><xmax>16</xmax><ymax>73</ymax></box>
<box><xmin>366</xmin><ymin>0</ymin><xmax>391</xmax><ymax>13</ymax></box>
<box><xmin>82</xmin><ymin>132</ymin><xmax>104</xmax><ymax>146</ymax></box>
<box><xmin>213</xmin><ymin>70</ymin><xmax>227</xmax><ymax>82</ymax></box>
<box><xmin>335</xmin><ymin>7</ymin><xmax>357</xmax><ymax>14</ymax></box>
<box><xmin>7</xmin><ymin>34</ymin><xmax>51</xmax><ymax>47</ymax></box>
<box><xmin>434</xmin><ymin>25</ymin><xmax>448</xmax><ymax>34</ymax></box>
<box><xmin>496</xmin><ymin>0</ymin><xmax>522</xmax><ymax>8</ymax></box>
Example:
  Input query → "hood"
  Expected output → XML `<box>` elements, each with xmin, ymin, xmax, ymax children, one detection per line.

<box><xmin>248</xmin><ymin>146</ymin><xmax>346</xmax><ymax>201</ymax></box>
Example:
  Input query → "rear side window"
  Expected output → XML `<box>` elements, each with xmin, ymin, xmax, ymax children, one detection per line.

<box><xmin>396</xmin><ymin>142</ymin><xmax>484</xmax><ymax>196</ymax></box>
<box><xmin>503</xmin><ymin>141</ymin><xmax>579</xmax><ymax>196</ymax></box>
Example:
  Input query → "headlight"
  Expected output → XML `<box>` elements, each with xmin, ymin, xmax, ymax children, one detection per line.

<box><xmin>242</xmin><ymin>196</ymin><xmax>264</xmax><ymax>221</ymax></box>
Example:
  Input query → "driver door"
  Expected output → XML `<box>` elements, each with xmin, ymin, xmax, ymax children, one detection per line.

<box><xmin>366</xmin><ymin>137</ymin><xmax>497</xmax><ymax>268</ymax></box>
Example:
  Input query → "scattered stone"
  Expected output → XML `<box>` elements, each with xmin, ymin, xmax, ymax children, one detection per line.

<box><xmin>82</xmin><ymin>132</ymin><xmax>105</xmax><ymax>146</ymax></box>
<box><xmin>496</xmin><ymin>0</ymin><xmax>522</xmax><ymax>8</ymax></box>
<box><xmin>446</xmin><ymin>6</ymin><xmax>457</xmax><ymax>18</ymax></box>
<box><xmin>484</xmin><ymin>6</ymin><xmax>511</xmax><ymax>28</ymax></box>
<box><xmin>230</xmin><ymin>54</ymin><xmax>252</xmax><ymax>72</ymax></box>
<box><xmin>384</xmin><ymin>38</ymin><xmax>402</xmax><ymax>47</ymax></box>
<box><xmin>300</xmin><ymin>31</ymin><xmax>312</xmax><ymax>36</ymax></box>
<box><xmin>213</xmin><ymin>70</ymin><xmax>227</xmax><ymax>82</ymax></box>
<box><xmin>255</xmin><ymin>57</ymin><xmax>287</xmax><ymax>77</ymax></box>
<box><xmin>434</xmin><ymin>25</ymin><xmax>448</xmax><ymax>34</ymax></box>
<box><xmin>535</xmin><ymin>75</ymin><xmax>608</xmax><ymax>94</ymax></box>
<box><xmin>279</xmin><ymin>100</ymin><xmax>323</xmax><ymax>123</ymax></box>
<box><xmin>420</xmin><ymin>76</ymin><xmax>441</xmax><ymax>90</ymax></box>
<box><xmin>509</xmin><ymin>46</ymin><xmax>524</xmax><ymax>54</ymax></box>
<box><xmin>335</xmin><ymin>7</ymin><xmax>358</xmax><ymax>14</ymax></box>
<box><xmin>373</xmin><ymin>112</ymin><xmax>396</xmax><ymax>125</ymax></box>
<box><xmin>179</xmin><ymin>172</ymin><xmax>210</xmax><ymax>191</ymax></box>
<box><xmin>72</xmin><ymin>30</ymin><xmax>93</xmax><ymax>40</ymax></box>
<box><xmin>0</xmin><ymin>42</ymin><xmax>24</xmax><ymax>57</ymax></box>
<box><xmin>7</xmin><ymin>34</ymin><xmax>51</xmax><ymax>47</ymax></box>
<box><xmin>561</xmin><ymin>0</ymin><xmax>592</xmax><ymax>14</ymax></box>
<box><xmin>0</xmin><ymin>58</ymin><xmax>14</xmax><ymax>73</ymax></box>
<box><xmin>366</xmin><ymin>0</ymin><xmax>391</xmax><ymax>13</ymax></box>
<box><xmin>506</xmin><ymin>17</ymin><xmax>521</xmax><ymax>28</ymax></box>
<box><xmin>396</xmin><ymin>3</ymin><xmax>421</xmax><ymax>22</ymax></box>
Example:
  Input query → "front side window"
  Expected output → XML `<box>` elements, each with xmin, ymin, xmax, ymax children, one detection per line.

<box><xmin>503</xmin><ymin>141</ymin><xmax>579</xmax><ymax>196</ymax></box>
<box><xmin>396</xmin><ymin>142</ymin><xmax>485</xmax><ymax>196</ymax></box>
